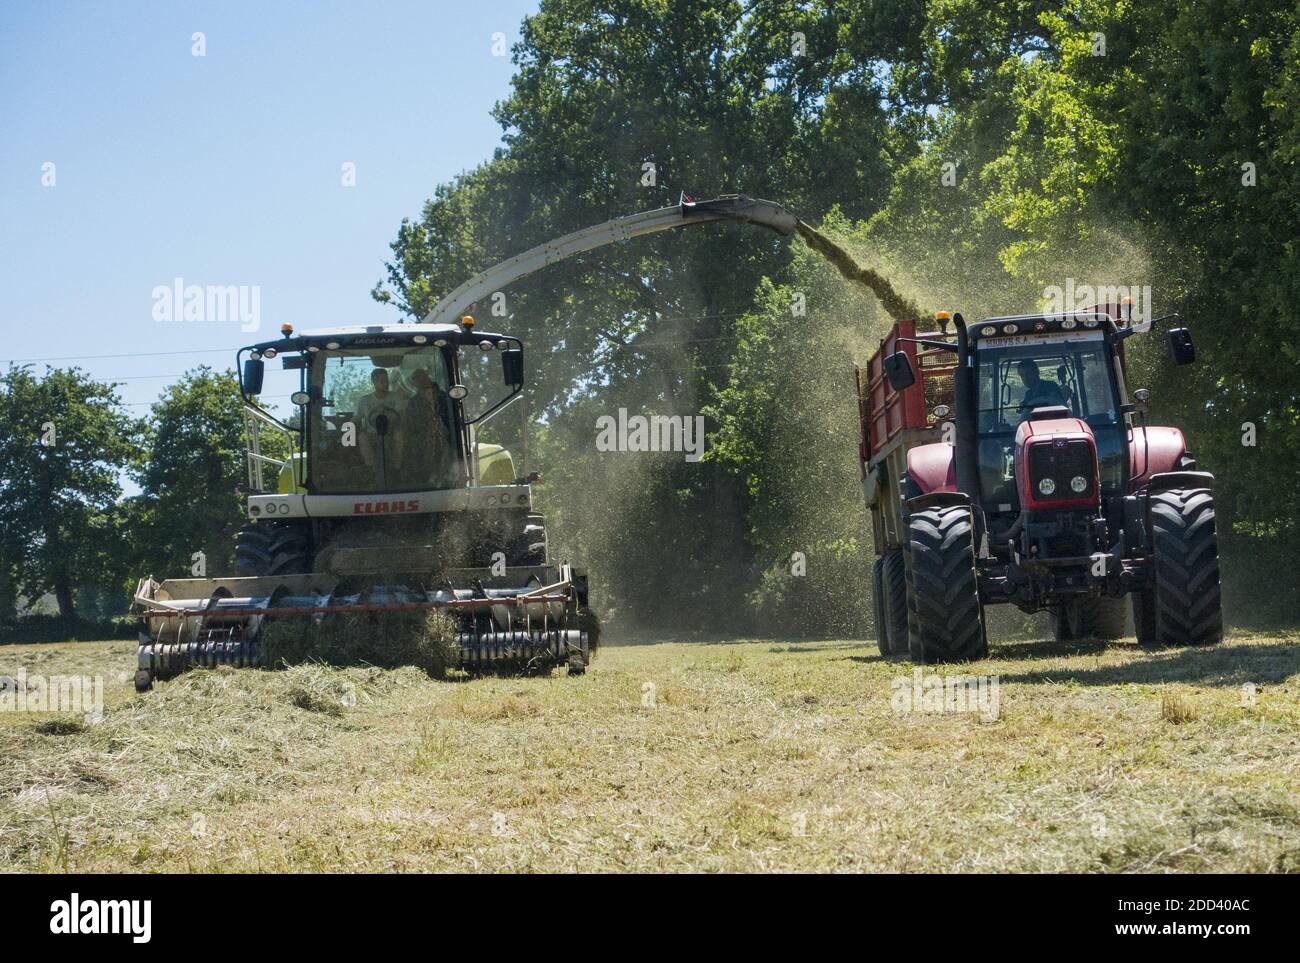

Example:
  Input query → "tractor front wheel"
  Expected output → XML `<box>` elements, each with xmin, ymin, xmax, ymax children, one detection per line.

<box><xmin>1144</xmin><ymin>488</ymin><xmax>1223</xmax><ymax>646</ymax></box>
<box><xmin>906</xmin><ymin>505</ymin><xmax>988</xmax><ymax>663</ymax></box>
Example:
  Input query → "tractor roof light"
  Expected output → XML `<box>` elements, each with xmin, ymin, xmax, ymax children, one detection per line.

<box><xmin>412</xmin><ymin>334</ymin><xmax>428</xmax><ymax>344</ymax></box>
<box><xmin>250</xmin><ymin>350</ymin><xmax>262</xmax><ymax>361</ymax></box>
<box><xmin>981</xmin><ymin>325</ymin><xmax>997</xmax><ymax>336</ymax></box>
<box><xmin>263</xmin><ymin>347</ymin><xmax>277</xmax><ymax>359</ymax></box>
<box><xmin>325</xmin><ymin>341</ymin><xmax>341</xmax><ymax>350</ymax></box>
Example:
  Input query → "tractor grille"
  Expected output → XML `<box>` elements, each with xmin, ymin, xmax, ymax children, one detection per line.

<box><xmin>1028</xmin><ymin>439</ymin><xmax>1095</xmax><ymax>501</ymax></box>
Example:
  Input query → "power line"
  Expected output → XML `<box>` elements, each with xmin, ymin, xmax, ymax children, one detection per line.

<box><xmin>0</xmin><ymin>347</ymin><xmax>231</xmax><ymax>365</ymax></box>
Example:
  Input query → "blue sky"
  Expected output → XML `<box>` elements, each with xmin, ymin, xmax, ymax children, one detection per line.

<box><xmin>0</xmin><ymin>0</ymin><xmax>539</xmax><ymax>414</ymax></box>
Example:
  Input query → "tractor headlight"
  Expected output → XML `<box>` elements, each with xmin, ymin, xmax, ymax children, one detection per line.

<box><xmin>1061</xmin><ymin>318</ymin><xmax>1077</xmax><ymax>330</ymax></box>
<box><xmin>981</xmin><ymin>325</ymin><xmax>996</xmax><ymax>336</ymax></box>
<box><xmin>1038</xmin><ymin>477</ymin><xmax>1056</xmax><ymax>496</ymax></box>
<box><xmin>1002</xmin><ymin>323</ymin><xmax>1018</xmax><ymax>334</ymax></box>
<box><xmin>1070</xmin><ymin>475</ymin><xmax>1088</xmax><ymax>493</ymax></box>
<box><xmin>413</xmin><ymin>334</ymin><xmax>428</xmax><ymax>344</ymax></box>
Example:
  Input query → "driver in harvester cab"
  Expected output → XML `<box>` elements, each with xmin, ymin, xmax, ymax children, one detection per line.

<box><xmin>1016</xmin><ymin>359</ymin><xmax>1069</xmax><ymax>414</ymax></box>
<box><xmin>356</xmin><ymin>367</ymin><xmax>407</xmax><ymax>484</ymax></box>
<box><xmin>403</xmin><ymin>367</ymin><xmax>455</xmax><ymax>487</ymax></box>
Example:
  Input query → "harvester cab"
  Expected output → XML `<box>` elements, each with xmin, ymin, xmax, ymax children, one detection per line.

<box><xmin>860</xmin><ymin>304</ymin><xmax>1221</xmax><ymax>663</ymax></box>
<box><xmin>132</xmin><ymin>318</ymin><xmax>597</xmax><ymax>690</ymax></box>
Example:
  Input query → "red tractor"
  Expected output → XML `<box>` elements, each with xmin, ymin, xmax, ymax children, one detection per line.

<box><xmin>857</xmin><ymin>305</ymin><xmax>1221</xmax><ymax>662</ymax></box>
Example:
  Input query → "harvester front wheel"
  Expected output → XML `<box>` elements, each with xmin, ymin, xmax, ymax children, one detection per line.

<box><xmin>234</xmin><ymin>522</ymin><xmax>311</xmax><ymax>577</ymax></box>
<box><xmin>1146</xmin><ymin>488</ymin><xmax>1222</xmax><ymax>646</ymax></box>
<box><xmin>906</xmin><ymin>505</ymin><xmax>988</xmax><ymax>663</ymax></box>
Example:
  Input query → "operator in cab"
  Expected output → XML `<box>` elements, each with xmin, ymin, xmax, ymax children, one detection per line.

<box><xmin>1015</xmin><ymin>359</ymin><xmax>1069</xmax><ymax>415</ymax></box>
<box><xmin>403</xmin><ymin>367</ymin><xmax>455</xmax><ymax>487</ymax></box>
<box><xmin>356</xmin><ymin>367</ymin><xmax>407</xmax><ymax>486</ymax></box>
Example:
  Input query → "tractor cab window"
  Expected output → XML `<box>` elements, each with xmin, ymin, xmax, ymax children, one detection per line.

<box><xmin>308</xmin><ymin>347</ymin><xmax>458</xmax><ymax>494</ymax></box>
<box><xmin>974</xmin><ymin>332</ymin><xmax>1124</xmax><ymax>506</ymax></box>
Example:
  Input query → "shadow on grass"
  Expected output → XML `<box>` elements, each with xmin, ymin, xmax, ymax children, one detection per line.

<box><xmin>994</xmin><ymin>641</ymin><xmax>1300</xmax><ymax>688</ymax></box>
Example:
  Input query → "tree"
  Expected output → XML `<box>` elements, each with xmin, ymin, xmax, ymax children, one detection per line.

<box><xmin>0</xmin><ymin>366</ymin><xmax>139</xmax><ymax>618</ymax></box>
<box><xmin>131</xmin><ymin>367</ymin><xmax>249</xmax><ymax>580</ymax></box>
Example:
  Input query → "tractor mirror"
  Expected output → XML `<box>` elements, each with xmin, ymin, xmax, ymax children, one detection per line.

<box><xmin>241</xmin><ymin>358</ymin><xmax>265</xmax><ymax>396</ymax></box>
<box><xmin>884</xmin><ymin>351</ymin><xmax>916</xmax><ymax>391</ymax></box>
<box><xmin>1166</xmin><ymin>327</ymin><xmax>1195</xmax><ymax>365</ymax></box>
<box><xmin>502</xmin><ymin>349</ymin><xmax>523</xmax><ymax>388</ymax></box>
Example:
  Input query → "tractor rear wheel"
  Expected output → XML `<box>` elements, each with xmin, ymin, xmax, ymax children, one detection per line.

<box><xmin>905</xmin><ymin>505</ymin><xmax>988</xmax><ymax>663</ymax></box>
<box><xmin>880</xmin><ymin>550</ymin><xmax>909</xmax><ymax>656</ymax></box>
<box><xmin>1146</xmin><ymin>488</ymin><xmax>1223</xmax><ymax>646</ymax></box>
<box><xmin>234</xmin><ymin>521</ymin><xmax>311</xmax><ymax>577</ymax></box>
<box><xmin>1053</xmin><ymin>597</ymin><xmax>1127</xmax><ymax>641</ymax></box>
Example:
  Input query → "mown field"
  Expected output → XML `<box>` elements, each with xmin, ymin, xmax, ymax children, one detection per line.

<box><xmin>2</xmin><ymin>630</ymin><xmax>1298</xmax><ymax>872</ymax></box>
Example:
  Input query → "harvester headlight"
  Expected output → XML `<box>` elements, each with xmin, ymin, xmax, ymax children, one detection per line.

<box><xmin>434</xmin><ymin>339</ymin><xmax>448</xmax><ymax>347</ymax></box>
<box><xmin>250</xmin><ymin>351</ymin><xmax>262</xmax><ymax>361</ymax></box>
<box><xmin>291</xmin><ymin>391</ymin><xmax>310</xmax><ymax>405</ymax></box>
<box><xmin>497</xmin><ymin>341</ymin><xmax>509</xmax><ymax>351</ymax></box>
<box><xmin>1002</xmin><ymin>323</ymin><xmax>1018</xmax><ymax>334</ymax></box>
<box><xmin>1070</xmin><ymin>475</ymin><xmax>1088</xmax><ymax>493</ymax></box>
<box><xmin>1061</xmin><ymin>318</ymin><xmax>1077</xmax><ymax>330</ymax></box>
<box><xmin>307</xmin><ymin>345</ymin><xmax>319</xmax><ymax>353</ymax></box>
<box><xmin>326</xmin><ymin>341</ymin><xmax>341</xmax><ymax>350</ymax></box>
<box><xmin>413</xmin><ymin>334</ymin><xmax>428</xmax><ymax>344</ymax></box>
<box><xmin>1082</xmin><ymin>316</ymin><xmax>1100</xmax><ymax>328</ymax></box>
<box><xmin>1038</xmin><ymin>477</ymin><xmax>1056</xmax><ymax>496</ymax></box>
<box><xmin>479</xmin><ymin>340</ymin><xmax>494</xmax><ymax>352</ymax></box>
<box><xmin>263</xmin><ymin>347</ymin><xmax>277</xmax><ymax>359</ymax></box>
<box><xmin>981</xmin><ymin>325</ymin><xmax>996</xmax><ymax>336</ymax></box>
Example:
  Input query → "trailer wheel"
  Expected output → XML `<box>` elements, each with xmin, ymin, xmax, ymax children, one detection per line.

<box><xmin>872</xmin><ymin>558</ymin><xmax>887</xmax><ymax>655</ymax></box>
<box><xmin>1147</xmin><ymin>488</ymin><xmax>1223</xmax><ymax>646</ymax></box>
<box><xmin>1053</xmin><ymin>598</ymin><xmax>1126</xmax><ymax>642</ymax></box>
<box><xmin>905</xmin><ymin>505</ymin><xmax>987</xmax><ymax>663</ymax></box>
<box><xmin>880</xmin><ymin>550</ymin><xmax>909</xmax><ymax>656</ymax></box>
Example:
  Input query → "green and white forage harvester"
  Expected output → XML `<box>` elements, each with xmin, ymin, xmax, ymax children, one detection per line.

<box><xmin>858</xmin><ymin>304</ymin><xmax>1222</xmax><ymax>662</ymax></box>
<box><xmin>132</xmin><ymin>194</ymin><xmax>802</xmax><ymax>690</ymax></box>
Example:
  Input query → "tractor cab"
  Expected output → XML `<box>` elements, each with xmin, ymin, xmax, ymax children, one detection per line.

<box><xmin>967</xmin><ymin>314</ymin><xmax>1129</xmax><ymax>520</ymax></box>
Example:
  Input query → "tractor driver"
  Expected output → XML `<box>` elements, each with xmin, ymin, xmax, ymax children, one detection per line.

<box><xmin>1015</xmin><ymin>358</ymin><xmax>1068</xmax><ymax>415</ymax></box>
<box><xmin>356</xmin><ymin>367</ymin><xmax>407</xmax><ymax>485</ymax></box>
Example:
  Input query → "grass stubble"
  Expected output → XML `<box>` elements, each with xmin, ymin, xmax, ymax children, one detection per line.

<box><xmin>1</xmin><ymin>628</ymin><xmax>1297</xmax><ymax>873</ymax></box>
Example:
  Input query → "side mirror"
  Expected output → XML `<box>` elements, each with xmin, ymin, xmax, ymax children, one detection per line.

<box><xmin>502</xmin><ymin>349</ymin><xmax>523</xmax><ymax>388</ymax></box>
<box><xmin>241</xmin><ymin>358</ymin><xmax>265</xmax><ymax>396</ymax></box>
<box><xmin>884</xmin><ymin>351</ymin><xmax>916</xmax><ymax>391</ymax></box>
<box><xmin>1167</xmin><ymin>328</ymin><xmax>1195</xmax><ymax>365</ymax></box>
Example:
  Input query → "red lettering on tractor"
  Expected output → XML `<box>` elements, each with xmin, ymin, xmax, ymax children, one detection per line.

<box><xmin>352</xmin><ymin>499</ymin><xmax>421</xmax><ymax>515</ymax></box>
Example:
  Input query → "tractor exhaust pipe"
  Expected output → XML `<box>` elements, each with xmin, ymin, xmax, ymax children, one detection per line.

<box><xmin>952</xmin><ymin>313</ymin><xmax>980</xmax><ymax>503</ymax></box>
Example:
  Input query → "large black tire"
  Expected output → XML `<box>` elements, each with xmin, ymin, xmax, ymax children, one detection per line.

<box><xmin>1145</xmin><ymin>488</ymin><xmax>1222</xmax><ymax>646</ymax></box>
<box><xmin>1053</xmin><ymin>597</ymin><xmax>1127</xmax><ymax>641</ymax></box>
<box><xmin>905</xmin><ymin>505</ymin><xmax>988</xmax><ymax>663</ymax></box>
<box><xmin>234</xmin><ymin>522</ymin><xmax>311</xmax><ymax>577</ymax></box>
<box><xmin>872</xmin><ymin>558</ymin><xmax>887</xmax><ymax>656</ymax></box>
<box><xmin>880</xmin><ymin>550</ymin><xmax>909</xmax><ymax>656</ymax></box>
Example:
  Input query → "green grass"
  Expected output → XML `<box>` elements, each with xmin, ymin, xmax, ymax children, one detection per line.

<box><xmin>1</xmin><ymin>630</ymin><xmax>1298</xmax><ymax>872</ymax></box>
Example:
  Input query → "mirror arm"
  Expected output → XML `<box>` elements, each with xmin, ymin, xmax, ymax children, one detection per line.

<box><xmin>894</xmin><ymin>336</ymin><xmax>958</xmax><ymax>354</ymax></box>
